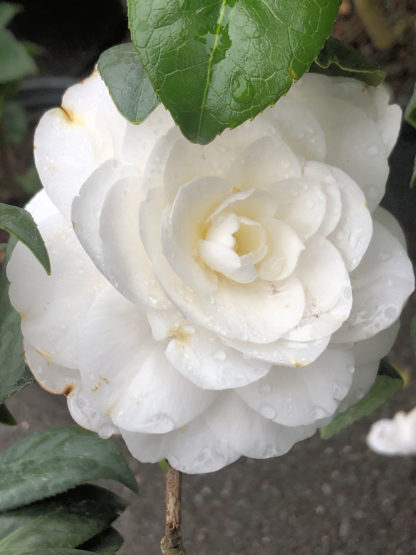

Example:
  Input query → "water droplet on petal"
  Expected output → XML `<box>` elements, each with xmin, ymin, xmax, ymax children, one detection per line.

<box><xmin>384</xmin><ymin>306</ymin><xmax>398</xmax><ymax>319</ymax></box>
<box><xmin>260</xmin><ymin>404</ymin><xmax>276</xmax><ymax>419</ymax></box>
<box><xmin>312</xmin><ymin>405</ymin><xmax>330</xmax><ymax>420</ymax></box>
<box><xmin>367</xmin><ymin>145</ymin><xmax>379</xmax><ymax>156</ymax></box>
<box><xmin>258</xmin><ymin>383</ymin><xmax>272</xmax><ymax>395</ymax></box>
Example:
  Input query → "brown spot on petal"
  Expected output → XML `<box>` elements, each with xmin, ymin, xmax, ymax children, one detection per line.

<box><xmin>295</xmin><ymin>361</ymin><xmax>306</xmax><ymax>368</ymax></box>
<box><xmin>167</xmin><ymin>326</ymin><xmax>190</xmax><ymax>344</ymax></box>
<box><xmin>19</xmin><ymin>311</ymin><xmax>25</xmax><ymax>320</ymax></box>
<box><xmin>34</xmin><ymin>347</ymin><xmax>52</xmax><ymax>363</ymax></box>
<box><xmin>62</xmin><ymin>384</ymin><xmax>74</xmax><ymax>396</ymax></box>
<box><xmin>92</xmin><ymin>382</ymin><xmax>103</xmax><ymax>392</ymax></box>
<box><xmin>99</xmin><ymin>375</ymin><xmax>110</xmax><ymax>385</ymax></box>
<box><xmin>72</xmin><ymin>221</ymin><xmax>76</xmax><ymax>229</ymax></box>
<box><xmin>59</xmin><ymin>105</ymin><xmax>83</xmax><ymax>126</ymax></box>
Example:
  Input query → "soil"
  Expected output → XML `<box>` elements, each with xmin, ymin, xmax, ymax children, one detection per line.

<box><xmin>1</xmin><ymin>2</ymin><xmax>416</xmax><ymax>554</ymax></box>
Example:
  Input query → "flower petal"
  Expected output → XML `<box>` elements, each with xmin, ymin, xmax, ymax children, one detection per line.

<box><xmin>121</xmin><ymin>416</ymin><xmax>240</xmax><ymax>473</ymax></box>
<box><xmin>78</xmin><ymin>287</ymin><xmax>215</xmax><ymax>433</ymax></box>
<box><xmin>205</xmin><ymin>393</ymin><xmax>316</xmax><ymax>458</ymax></box>
<box><xmin>237</xmin><ymin>346</ymin><xmax>354</xmax><ymax>427</ymax></box>
<box><xmin>333</xmin><ymin>220</ymin><xmax>414</xmax><ymax>343</ymax></box>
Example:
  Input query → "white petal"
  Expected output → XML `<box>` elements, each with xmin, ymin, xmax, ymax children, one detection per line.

<box><xmin>267</xmin><ymin>178</ymin><xmax>326</xmax><ymax>240</ymax></box>
<box><xmin>304</xmin><ymin>96</ymin><xmax>388</xmax><ymax>210</ymax></box>
<box><xmin>34</xmin><ymin>70</ymin><xmax>126</xmax><ymax>219</ymax></box>
<box><xmin>268</xmin><ymin>96</ymin><xmax>326</xmax><ymax>161</ymax></box>
<box><xmin>373</xmin><ymin>206</ymin><xmax>406</xmax><ymax>247</ymax></box>
<box><xmin>205</xmin><ymin>393</ymin><xmax>316</xmax><ymax>458</ymax></box>
<box><xmin>237</xmin><ymin>346</ymin><xmax>354</xmax><ymax>426</ymax></box>
<box><xmin>224</xmin><ymin>335</ymin><xmax>330</xmax><ymax>367</ymax></box>
<box><xmin>258</xmin><ymin>218</ymin><xmax>304</xmax><ymax>281</ymax></box>
<box><xmin>121</xmin><ymin>416</ymin><xmax>240</xmax><ymax>474</ymax></box>
<box><xmin>333</xmin><ymin>221</ymin><xmax>414</xmax><ymax>342</ymax></box>
<box><xmin>77</xmin><ymin>286</ymin><xmax>215</xmax><ymax>433</ymax></box>
<box><xmin>225</xmin><ymin>135</ymin><xmax>301</xmax><ymax>190</ymax></box>
<box><xmin>335</xmin><ymin>322</ymin><xmax>400</xmax><ymax>412</ymax></box>
<box><xmin>367</xmin><ymin>408</ymin><xmax>416</xmax><ymax>456</ymax></box>
<box><xmin>284</xmin><ymin>237</ymin><xmax>352</xmax><ymax>341</ymax></box>
<box><xmin>208</xmin><ymin>275</ymin><xmax>305</xmax><ymax>343</ymax></box>
<box><xmin>72</xmin><ymin>160</ymin><xmax>169</xmax><ymax>308</ymax></box>
<box><xmin>162</xmin><ymin>177</ymin><xmax>231</xmax><ymax>293</ymax></box>
<box><xmin>7</xmin><ymin>212</ymin><xmax>107</xmax><ymax>368</ymax></box>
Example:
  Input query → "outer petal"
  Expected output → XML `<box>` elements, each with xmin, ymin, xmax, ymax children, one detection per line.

<box><xmin>72</xmin><ymin>160</ymin><xmax>170</xmax><ymax>308</ymax></box>
<box><xmin>205</xmin><ymin>393</ymin><xmax>316</xmax><ymax>458</ymax></box>
<box><xmin>237</xmin><ymin>347</ymin><xmax>354</xmax><ymax>427</ymax></box>
<box><xmin>77</xmin><ymin>286</ymin><xmax>216</xmax><ymax>433</ymax></box>
<box><xmin>333</xmin><ymin>221</ymin><xmax>414</xmax><ymax>343</ymax></box>
<box><xmin>367</xmin><ymin>408</ymin><xmax>416</xmax><ymax>456</ymax></box>
<box><xmin>121</xmin><ymin>416</ymin><xmax>240</xmax><ymax>474</ymax></box>
<box><xmin>7</xmin><ymin>209</ymin><xmax>107</xmax><ymax>369</ymax></box>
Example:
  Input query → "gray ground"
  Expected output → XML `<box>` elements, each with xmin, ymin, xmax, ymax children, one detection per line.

<box><xmin>1</xmin><ymin>124</ymin><xmax>416</xmax><ymax>555</ymax></box>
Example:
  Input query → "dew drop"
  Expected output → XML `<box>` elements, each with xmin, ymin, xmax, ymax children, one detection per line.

<box><xmin>214</xmin><ymin>350</ymin><xmax>226</xmax><ymax>361</ymax></box>
<box><xmin>260</xmin><ymin>404</ymin><xmax>276</xmax><ymax>419</ymax></box>
<box><xmin>98</xmin><ymin>425</ymin><xmax>114</xmax><ymax>439</ymax></box>
<box><xmin>384</xmin><ymin>306</ymin><xmax>398</xmax><ymax>319</ymax></box>
<box><xmin>377</xmin><ymin>251</ymin><xmax>391</xmax><ymax>262</ymax></box>
<box><xmin>312</xmin><ymin>405</ymin><xmax>329</xmax><ymax>420</ymax></box>
<box><xmin>258</xmin><ymin>383</ymin><xmax>272</xmax><ymax>395</ymax></box>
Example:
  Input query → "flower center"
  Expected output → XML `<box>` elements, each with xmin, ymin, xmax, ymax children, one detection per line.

<box><xmin>199</xmin><ymin>211</ymin><xmax>267</xmax><ymax>283</ymax></box>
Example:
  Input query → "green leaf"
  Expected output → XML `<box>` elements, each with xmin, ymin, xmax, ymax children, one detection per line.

<box><xmin>0</xmin><ymin>29</ymin><xmax>37</xmax><ymax>84</ymax></box>
<box><xmin>0</xmin><ymin>485</ymin><xmax>126</xmax><ymax>552</ymax></box>
<box><xmin>128</xmin><ymin>0</ymin><xmax>341</xmax><ymax>144</ymax></box>
<box><xmin>158</xmin><ymin>459</ymin><xmax>168</xmax><ymax>474</ymax></box>
<box><xmin>0</xmin><ymin>203</ymin><xmax>50</xmax><ymax>274</ymax></box>
<box><xmin>2</xmin><ymin>101</ymin><xmax>28</xmax><ymax>145</ymax></box>
<box><xmin>0</xmin><ymin>238</ymin><xmax>34</xmax><ymax>406</ymax></box>
<box><xmin>79</xmin><ymin>527</ymin><xmax>123</xmax><ymax>555</ymax></box>
<box><xmin>405</xmin><ymin>83</ymin><xmax>416</xmax><ymax>129</ymax></box>
<box><xmin>15</xmin><ymin>164</ymin><xmax>42</xmax><ymax>195</ymax></box>
<box><xmin>0</xmin><ymin>426</ymin><xmax>138</xmax><ymax>511</ymax></box>
<box><xmin>0</xmin><ymin>403</ymin><xmax>16</xmax><ymax>426</ymax></box>
<box><xmin>320</xmin><ymin>360</ymin><xmax>403</xmax><ymax>439</ymax></box>
<box><xmin>98</xmin><ymin>42</ymin><xmax>159</xmax><ymax>124</ymax></box>
<box><xmin>313</xmin><ymin>37</ymin><xmax>386</xmax><ymax>86</ymax></box>
<box><xmin>0</xmin><ymin>3</ymin><xmax>21</xmax><ymax>29</ymax></box>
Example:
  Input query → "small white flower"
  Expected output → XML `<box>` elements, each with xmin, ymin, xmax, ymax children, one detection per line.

<box><xmin>7</xmin><ymin>70</ymin><xmax>414</xmax><ymax>473</ymax></box>
<box><xmin>367</xmin><ymin>407</ymin><xmax>416</xmax><ymax>455</ymax></box>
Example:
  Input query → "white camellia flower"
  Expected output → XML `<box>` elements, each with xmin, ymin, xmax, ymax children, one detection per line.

<box><xmin>367</xmin><ymin>407</ymin><xmax>416</xmax><ymax>455</ymax></box>
<box><xmin>7</xmin><ymin>70</ymin><xmax>414</xmax><ymax>473</ymax></box>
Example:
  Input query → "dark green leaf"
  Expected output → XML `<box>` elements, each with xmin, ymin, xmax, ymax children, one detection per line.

<box><xmin>0</xmin><ymin>29</ymin><xmax>37</xmax><ymax>84</ymax></box>
<box><xmin>79</xmin><ymin>527</ymin><xmax>123</xmax><ymax>555</ymax></box>
<box><xmin>313</xmin><ymin>37</ymin><xmax>386</xmax><ymax>86</ymax></box>
<box><xmin>17</xmin><ymin>550</ymin><xmax>95</xmax><ymax>555</ymax></box>
<box><xmin>15</xmin><ymin>164</ymin><xmax>42</xmax><ymax>195</ymax></box>
<box><xmin>0</xmin><ymin>238</ymin><xmax>34</xmax><ymax>406</ymax></box>
<box><xmin>0</xmin><ymin>485</ymin><xmax>125</xmax><ymax>552</ymax></box>
<box><xmin>128</xmin><ymin>0</ymin><xmax>341</xmax><ymax>144</ymax></box>
<box><xmin>0</xmin><ymin>403</ymin><xmax>16</xmax><ymax>426</ymax></box>
<box><xmin>405</xmin><ymin>83</ymin><xmax>416</xmax><ymax>130</ymax></box>
<box><xmin>0</xmin><ymin>203</ymin><xmax>50</xmax><ymax>274</ymax></box>
<box><xmin>98</xmin><ymin>42</ymin><xmax>159</xmax><ymax>124</ymax></box>
<box><xmin>2</xmin><ymin>101</ymin><xmax>28</xmax><ymax>145</ymax></box>
<box><xmin>0</xmin><ymin>426</ymin><xmax>138</xmax><ymax>511</ymax></box>
<box><xmin>320</xmin><ymin>360</ymin><xmax>403</xmax><ymax>439</ymax></box>
<box><xmin>0</xmin><ymin>3</ymin><xmax>21</xmax><ymax>28</ymax></box>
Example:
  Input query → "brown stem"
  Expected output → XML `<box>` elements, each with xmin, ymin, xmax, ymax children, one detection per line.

<box><xmin>160</xmin><ymin>462</ymin><xmax>187</xmax><ymax>555</ymax></box>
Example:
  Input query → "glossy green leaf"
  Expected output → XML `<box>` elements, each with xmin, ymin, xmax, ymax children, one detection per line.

<box><xmin>0</xmin><ymin>203</ymin><xmax>50</xmax><ymax>274</ymax></box>
<box><xmin>0</xmin><ymin>485</ymin><xmax>125</xmax><ymax>552</ymax></box>
<box><xmin>128</xmin><ymin>0</ymin><xmax>341</xmax><ymax>144</ymax></box>
<box><xmin>0</xmin><ymin>2</ymin><xmax>21</xmax><ymax>28</ymax></box>
<box><xmin>0</xmin><ymin>29</ymin><xmax>37</xmax><ymax>84</ymax></box>
<box><xmin>0</xmin><ymin>427</ymin><xmax>138</xmax><ymax>511</ymax></box>
<box><xmin>0</xmin><ymin>238</ymin><xmax>34</xmax><ymax>406</ymax></box>
<box><xmin>320</xmin><ymin>360</ymin><xmax>403</xmax><ymax>439</ymax></box>
<box><xmin>313</xmin><ymin>37</ymin><xmax>386</xmax><ymax>86</ymax></box>
<box><xmin>405</xmin><ymin>83</ymin><xmax>416</xmax><ymax>129</ymax></box>
<box><xmin>0</xmin><ymin>403</ymin><xmax>16</xmax><ymax>426</ymax></box>
<box><xmin>98</xmin><ymin>42</ymin><xmax>159</xmax><ymax>124</ymax></box>
<box><xmin>15</xmin><ymin>164</ymin><xmax>42</xmax><ymax>195</ymax></box>
<box><xmin>79</xmin><ymin>527</ymin><xmax>123</xmax><ymax>555</ymax></box>
<box><xmin>2</xmin><ymin>101</ymin><xmax>28</xmax><ymax>145</ymax></box>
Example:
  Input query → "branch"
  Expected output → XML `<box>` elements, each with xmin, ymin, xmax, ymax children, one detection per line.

<box><xmin>160</xmin><ymin>462</ymin><xmax>187</xmax><ymax>555</ymax></box>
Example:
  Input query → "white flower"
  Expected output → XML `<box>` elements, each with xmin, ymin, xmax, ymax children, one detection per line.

<box><xmin>367</xmin><ymin>407</ymin><xmax>416</xmax><ymax>455</ymax></box>
<box><xmin>7</xmin><ymin>70</ymin><xmax>414</xmax><ymax>473</ymax></box>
